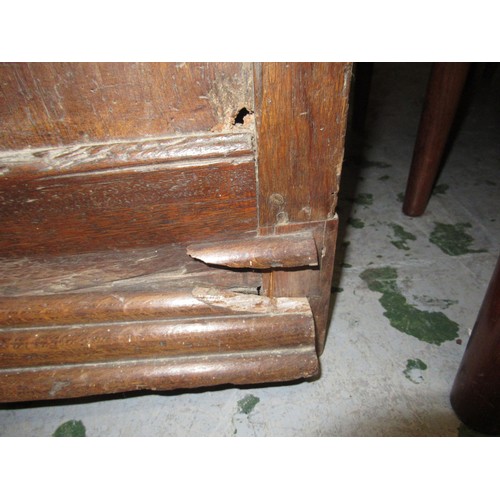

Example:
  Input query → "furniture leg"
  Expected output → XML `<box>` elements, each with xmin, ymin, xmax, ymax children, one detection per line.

<box><xmin>403</xmin><ymin>63</ymin><xmax>470</xmax><ymax>216</ymax></box>
<box><xmin>450</xmin><ymin>253</ymin><xmax>500</xmax><ymax>435</ymax></box>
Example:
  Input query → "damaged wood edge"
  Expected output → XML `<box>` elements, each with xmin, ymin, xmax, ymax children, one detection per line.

<box><xmin>0</xmin><ymin>131</ymin><xmax>254</xmax><ymax>179</ymax></box>
<box><xmin>186</xmin><ymin>233</ymin><xmax>318</xmax><ymax>269</ymax></box>
<box><xmin>191</xmin><ymin>287</ymin><xmax>312</xmax><ymax>315</ymax></box>
<box><xmin>0</xmin><ymin>287</ymin><xmax>312</xmax><ymax>327</ymax></box>
<box><xmin>257</xmin><ymin>216</ymin><xmax>339</xmax><ymax>355</ymax></box>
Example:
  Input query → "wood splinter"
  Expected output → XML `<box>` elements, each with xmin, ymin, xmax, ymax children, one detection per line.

<box><xmin>186</xmin><ymin>234</ymin><xmax>318</xmax><ymax>269</ymax></box>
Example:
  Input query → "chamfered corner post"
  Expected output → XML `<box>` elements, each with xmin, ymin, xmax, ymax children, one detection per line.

<box><xmin>254</xmin><ymin>63</ymin><xmax>352</xmax><ymax>354</ymax></box>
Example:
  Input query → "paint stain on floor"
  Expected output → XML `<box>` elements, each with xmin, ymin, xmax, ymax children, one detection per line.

<box><xmin>52</xmin><ymin>420</ymin><xmax>86</xmax><ymax>437</ymax></box>
<box><xmin>348</xmin><ymin>218</ymin><xmax>365</xmax><ymax>229</ymax></box>
<box><xmin>403</xmin><ymin>358</ymin><xmax>427</xmax><ymax>384</ymax></box>
<box><xmin>429</xmin><ymin>222</ymin><xmax>487</xmax><ymax>256</ymax></box>
<box><xmin>359</xmin><ymin>267</ymin><xmax>459</xmax><ymax>345</ymax></box>
<box><xmin>237</xmin><ymin>394</ymin><xmax>260</xmax><ymax>415</ymax></box>
<box><xmin>432</xmin><ymin>183</ymin><xmax>449</xmax><ymax>195</ymax></box>
<box><xmin>389</xmin><ymin>223</ymin><xmax>417</xmax><ymax>250</ymax></box>
<box><xmin>353</xmin><ymin>193</ymin><xmax>374</xmax><ymax>207</ymax></box>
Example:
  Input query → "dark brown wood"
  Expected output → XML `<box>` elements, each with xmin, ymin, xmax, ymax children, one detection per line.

<box><xmin>0</xmin><ymin>287</ymin><xmax>317</xmax><ymax>400</ymax></box>
<box><xmin>450</xmin><ymin>254</ymin><xmax>500</xmax><ymax>435</ymax></box>
<box><xmin>0</xmin><ymin>298</ymin><xmax>314</xmax><ymax>368</ymax></box>
<box><xmin>0</xmin><ymin>63</ymin><xmax>254</xmax><ymax>150</ymax></box>
<box><xmin>187</xmin><ymin>233</ymin><xmax>318</xmax><ymax>269</ymax></box>
<box><xmin>260</xmin><ymin>218</ymin><xmax>338</xmax><ymax>354</ymax></box>
<box><xmin>403</xmin><ymin>63</ymin><xmax>471</xmax><ymax>216</ymax></box>
<box><xmin>0</xmin><ymin>133</ymin><xmax>257</xmax><ymax>257</ymax></box>
<box><xmin>0</xmin><ymin>287</ymin><xmax>309</xmax><ymax>327</ymax></box>
<box><xmin>0</xmin><ymin>132</ymin><xmax>254</xmax><ymax>180</ymax></box>
<box><xmin>0</xmin><ymin>242</ymin><xmax>260</xmax><ymax>297</ymax></box>
<box><xmin>253</xmin><ymin>62</ymin><xmax>350</xmax><ymax>354</ymax></box>
<box><xmin>254</xmin><ymin>63</ymin><xmax>351</xmax><ymax>227</ymax></box>
<box><xmin>0</xmin><ymin>63</ymin><xmax>351</xmax><ymax>402</ymax></box>
<box><xmin>0</xmin><ymin>350</ymin><xmax>319</xmax><ymax>403</ymax></box>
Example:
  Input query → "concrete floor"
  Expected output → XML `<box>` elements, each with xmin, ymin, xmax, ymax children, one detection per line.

<box><xmin>1</xmin><ymin>63</ymin><xmax>499</xmax><ymax>436</ymax></box>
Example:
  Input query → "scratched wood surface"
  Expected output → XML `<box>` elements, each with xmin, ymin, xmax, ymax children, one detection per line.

<box><xmin>254</xmin><ymin>63</ymin><xmax>351</xmax><ymax>228</ymax></box>
<box><xmin>0</xmin><ymin>287</ymin><xmax>307</xmax><ymax>327</ymax></box>
<box><xmin>254</xmin><ymin>63</ymin><xmax>351</xmax><ymax>354</ymax></box>
<box><xmin>0</xmin><ymin>295</ymin><xmax>314</xmax><ymax>367</ymax></box>
<box><xmin>0</xmin><ymin>63</ymin><xmax>254</xmax><ymax>150</ymax></box>
<box><xmin>0</xmin><ymin>63</ymin><xmax>352</xmax><ymax>401</ymax></box>
<box><xmin>0</xmin><ymin>132</ymin><xmax>257</xmax><ymax>257</ymax></box>
<box><xmin>187</xmin><ymin>232</ymin><xmax>318</xmax><ymax>269</ymax></box>
<box><xmin>260</xmin><ymin>218</ymin><xmax>339</xmax><ymax>354</ymax></box>
<box><xmin>0</xmin><ymin>290</ymin><xmax>318</xmax><ymax>402</ymax></box>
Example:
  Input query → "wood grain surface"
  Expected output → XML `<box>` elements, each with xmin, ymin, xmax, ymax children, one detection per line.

<box><xmin>0</xmin><ymin>62</ymin><xmax>352</xmax><ymax>401</ymax></box>
<box><xmin>0</xmin><ymin>306</ymin><xmax>314</xmax><ymax>367</ymax></box>
<box><xmin>0</xmin><ymin>132</ymin><xmax>257</xmax><ymax>257</ymax></box>
<box><xmin>187</xmin><ymin>232</ymin><xmax>318</xmax><ymax>269</ymax></box>
<box><xmin>254</xmin><ymin>62</ymin><xmax>351</xmax><ymax>227</ymax></box>
<box><xmin>0</xmin><ymin>290</ymin><xmax>317</xmax><ymax>402</ymax></box>
<box><xmin>0</xmin><ymin>349</ymin><xmax>319</xmax><ymax>402</ymax></box>
<box><xmin>0</xmin><ymin>63</ymin><xmax>254</xmax><ymax>150</ymax></box>
<box><xmin>260</xmin><ymin>217</ymin><xmax>339</xmax><ymax>354</ymax></box>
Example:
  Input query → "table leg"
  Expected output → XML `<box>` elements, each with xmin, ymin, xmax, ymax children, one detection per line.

<box><xmin>403</xmin><ymin>63</ymin><xmax>470</xmax><ymax>216</ymax></box>
<box><xmin>450</xmin><ymin>254</ymin><xmax>500</xmax><ymax>435</ymax></box>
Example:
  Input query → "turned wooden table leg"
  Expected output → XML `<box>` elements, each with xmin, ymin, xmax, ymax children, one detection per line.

<box><xmin>403</xmin><ymin>62</ymin><xmax>470</xmax><ymax>216</ymax></box>
<box><xmin>450</xmin><ymin>254</ymin><xmax>500</xmax><ymax>435</ymax></box>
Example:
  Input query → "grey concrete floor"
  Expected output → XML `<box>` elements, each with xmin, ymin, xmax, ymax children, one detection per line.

<box><xmin>1</xmin><ymin>63</ymin><xmax>499</xmax><ymax>436</ymax></box>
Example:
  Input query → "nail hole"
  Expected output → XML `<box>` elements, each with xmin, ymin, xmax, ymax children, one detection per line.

<box><xmin>234</xmin><ymin>107</ymin><xmax>253</xmax><ymax>125</ymax></box>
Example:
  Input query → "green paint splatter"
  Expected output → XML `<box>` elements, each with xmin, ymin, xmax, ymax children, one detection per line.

<box><xmin>397</xmin><ymin>192</ymin><xmax>405</xmax><ymax>203</ymax></box>
<box><xmin>348</xmin><ymin>218</ymin><xmax>365</xmax><ymax>229</ymax></box>
<box><xmin>378</xmin><ymin>175</ymin><xmax>390</xmax><ymax>181</ymax></box>
<box><xmin>457</xmin><ymin>423</ymin><xmax>489</xmax><ymax>437</ymax></box>
<box><xmin>342</xmin><ymin>241</ymin><xmax>351</xmax><ymax>247</ymax></box>
<box><xmin>359</xmin><ymin>267</ymin><xmax>459</xmax><ymax>345</ymax></box>
<box><xmin>353</xmin><ymin>193</ymin><xmax>373</xmax><ymax>207</ymax></box>
<box><xmin>389</xmin><ymin>223</ymin><xmax>417</xmax><ymax>251</ymax></box>
<box><xmin>332</xmin><ymin>286</ymin><xmax>344</xmax><ymax>293</ymax></box>
<box><xmin>432</xmin><ymin>183</ymin><xmax>449</xmax><ymax>195</ymax></box>
<box><xmin>341</xmin><ymin>263</ymin><xmax>352</xmax><ymax>268</ymax></box>
<box><xmin>403</xmin><ymin>358</ymin><xmax>428</xmax><ymax>384</ymax></box>
<box><xmin>429</xmin><ymin>222</ymin><xmax>487</xmax><ymax>256</ymax></box>
<box><xmin>237</xmin><ymin>394</ymin><xmax>260</xmax><ymax>415</ymax></box>
<box><xmin>485</xmin><ymin>180</ymin><xmax>497</xmax><ymax>186</ymax></box>
<box><xmin>52</xmin><ymin>420</ymin><xmax>86</xmax><ymax>437</ymax></box>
